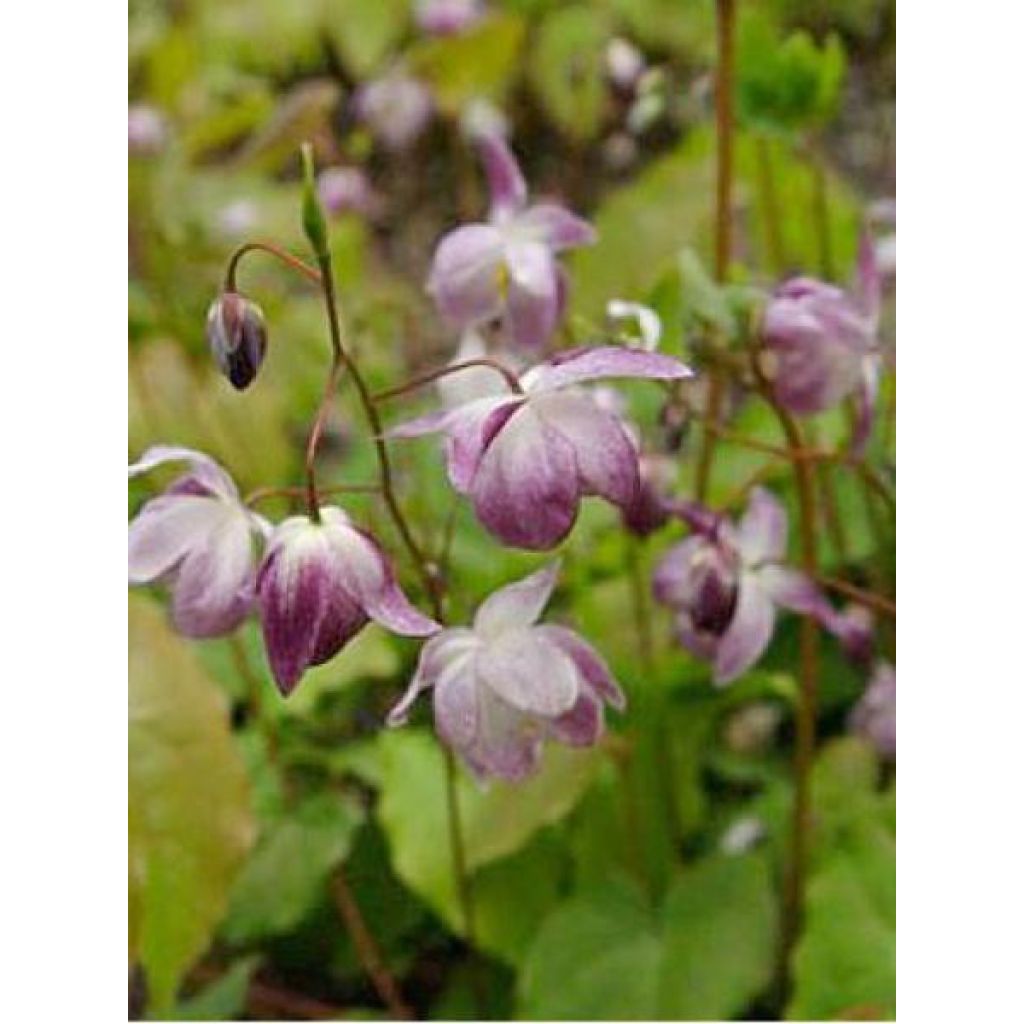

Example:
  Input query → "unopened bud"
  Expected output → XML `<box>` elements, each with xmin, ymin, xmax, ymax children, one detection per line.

<box><xmin>206</xmin><ymin>292</ymin><xmax>267</xmax><ymax>391</ymax></box>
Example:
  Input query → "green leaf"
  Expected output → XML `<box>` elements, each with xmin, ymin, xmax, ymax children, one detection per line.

<box><xmin>166</xmin><ymin>957</ymin><xmax>259</xmax><ymax>1021</ymax></box>
<box><xmin>519</xmin><ymin>853</ymin><xmax>778</xmax><ymax>1020</ymax></box>
<box><xmin>222</xmin><ymin>791</ymin><xmax>364</xmax><ymax>945</ymax></box>
<box><xmin>323</xmin><ymin>0</ymin><xmax>410</xmax><ymax>79</ymax></box>
<box><xmin>375</xmin><ymin>730</ymin><xmax>600</xmax><ymax>949</ymax></box>
<box><xmin>407</xmin><ymin>14</ymin><xmax>526</xmax><ymax>114</ymax></box>
<box><xmin>528</xmin><ymin>6</ymin><xmax>613</xmax><ymax>142</ymax></box>
<box><xmin>129</xmin><ymin>596</ymin><xmax>255</xmax><ymax>1012</ymax></box>
<box><xmin>658</xmin><ymin>853</ymin><xmax>778</xmax><ymax>1019</ymax></box>
<box><xmin>519</xmin><ymin>877</ymin><xmax>661</xmax><ymax>1020</ymax></box>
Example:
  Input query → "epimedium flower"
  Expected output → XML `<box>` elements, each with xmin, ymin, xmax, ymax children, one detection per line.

<box><xmin>388</xmin><ymin>562</ymin><xmax>625</xmax><ymax>782</ymax></box>
<box><xmin>205</xmin><ymin>291</ymin><xmax>268</xmax><ymax>391</ymax></box>
<box><xmin>760</xmin><ymin>235</ymin><xmax>883</xmax><ymax>454</ymax></box>
<box><xmin>653</xmin><ymin>487</ymin><xmax>863</xmax><ymax>685</ymax></box>
<box><xmin>128</xmin><ymin>104</ymin><xmax>167</xmax><ymax>156</ymax></box>
<box><xmin>128</xmin><ymin>446</ymin><xmax>269</xmax><ymax>637</ymax></box>
<box><xmin>849</xmin><ymin>661</ymin><xmax>896</xmax><ymax>760</ymax></box>
<box><xmin>427</xmin><ymin>135</ymin><xmax>596</xmax><ymax>349</ymax></box>
<box><xmin>354</xmin><ymin>69</ymin><xmax>433</xmax><ymax>152</ymax></box>
<box><xmin>414</xmin><ymin>0</ymin><xmax>485</xmax><ymax>36</ymax></box>
<box><xmin>256</xmin><ymin>507</ymin><xmax>440</xmax><ymax>695</ymax></box>
<box><xmin>387</xmin><ymin>346</ymin><xmax>693</xmax><ymax>550</ymax></box>
<box><xmin>317</xmin><ymin>166</ymin><xmax>378</xmax><ymax>219</ymax></box>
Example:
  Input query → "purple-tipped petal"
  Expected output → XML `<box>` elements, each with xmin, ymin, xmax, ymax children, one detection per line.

<box><xmin>474</xmin><ymin>561</ymin><xmax>561</xmax><ymax>636</ymax></box>
<box><xmin>652</xmin><ymin>535</ymin><xmax>709</xmax><ymax>607</ymax></box>
<box><xmin>505</xmin><ymin>240</ymin><xmax>560</xmax><ymax>348</ymax></box>
<box><xmin>518</xmin><ymin>203</ymin><xmax>596</xmax><ymax>251</ymax></box>
<box><xmin>443</xmin><ymin>396</ymin><xmax>524</xmax><ymax>492</ymax></box>
<box><xmin>385</xmin><ymin>408</ymin><xmax>454</xmax><ymax>440</ymax></box>
<box><xmin>389</xmin><ymin>629</ymin><xmax>478</xmax><ymax>725</ymax></box>
<box><xmin>736</xmin><ymin>487</ymin><xmax>788</xmax><ymax>565</ymax></box>
<box><xmin>521</xmin><ymin>346</ymin><xmax>693</xmax><ymax>394</ymax></box>
<box><xmin>427</xmin><ymin>224</ymin><xmax>505</xmax><ymax>327</ymax></box>
<box><xmin>536</xmin><ymin>392</ymin><xmax>639</xmax><ymax>509</ymax></box>
<box><xmin>713</xmin><ymin>576</ymin><xmax>776</xmax><ymax>685</ymax></box>
<box><xmin>471</xmin><ymin>405</ymin><xmax>580</xmax><ymax>549</ymax></box>
<box><xmin>536</xmin><ymin>624</ymin><xmax>626</xmax><ymax>710</ymax></box>
<box><xmin>549</xmin><ymin>687</ymin><xmax>603</xmax><ymax>746</ymax></box>
<box><xmin>257</xmin><ymin>532</ymin><xmax>332</xmax><ymax>695</ymax></box>
<box><xmin>127</xmin><ymin>496</ymin><xmax>228</xmax><ymax>583</ymax></box>
<box><xmin>475</xmin><ymin>629</ymin><xmax>579</xmax><ymax>716</ymax></box>
<box><xmin>171</xmin><ymin>513</ymin><xmax>255</xmax><ymax>636</ymax></box>
<box><xmin>479</xmin><ymin>134</ymin><xmax>527</xmax><ymax>219</ymax></box>
<box><xmin>849</xmin><ymin>358</ymin><xmax>880</xmax><ymax>457</ymax></box>
<box><xmin>129</xmin><ymin>445</ymin><xmax>238</xmax><ymax>500</ymax></box>
<box><xmin>467</xmin><ymin>687</ymin><xmax>544</xmax><ymax>782</ymax></box>
<box><xmin>308</xmin><ymin>587</ymin><xmax>369</xmax><ymax>666</ymax></box>
<box><xmin>434</xmin><ymin>657</ymin><xmax>481</xmax><ymax>750</ymax></box>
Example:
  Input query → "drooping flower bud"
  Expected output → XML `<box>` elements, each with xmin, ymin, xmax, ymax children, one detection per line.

<box><xmin>205</xmin><ymin>291</ymin><xmax>268</xmax><ymax>391</ymax></box>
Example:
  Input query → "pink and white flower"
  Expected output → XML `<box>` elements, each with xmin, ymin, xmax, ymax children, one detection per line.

<box><xmin>653</xmin><ymin>488</ymin><xmax>865</xmax><ymax>685</ymax></box>
<box><xmin>414</xmin><ymin>0</ymin><xmax>485</xmax><ymax>36</ymax></box>
<box><xmin>387</xmin><ymin>346</ymin><xmax>693</xmax><ymax>550</ymax></box>
<box><xmin>256</xmin><ymin>507</ymin><xmax>440</xmax><ymax>695</ymax></box>
<box><xmin>388</xmin><ymin>563</ymin><xmax>625</xmax><ymax>781</ymax></box>
<box><xmin>355</xmin><ymin>70</ymin><xmax>433</xmax><ymax>152</ymax></box>
<box><xmin>128</xmin><ymin>446</ymin><xmax>269</xmax><ymax>637</ymax></box>
<box><xmin>427</xmin><ymin>135</ymin><xmax>596</xmax><ymax>349</ymax></box>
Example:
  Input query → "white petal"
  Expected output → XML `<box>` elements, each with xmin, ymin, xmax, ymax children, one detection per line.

<box><xmin>127</xmin><ymin>496</ymin><xmax>225</xmax><ymax>583</ymax></box>
<box><xmin>475</xmin><ymin>627</ymin><xmax>579</xmax><ymax>716</ymax></box>
<box><xmin>473</xmin><ymin>561</ymin><xmax>561</xmax><ymax>637</ymax></box>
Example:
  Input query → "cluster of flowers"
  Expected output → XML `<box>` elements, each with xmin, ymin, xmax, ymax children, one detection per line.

<box><xmin>130</xmin><ymin>129</ymin><xmax>894</xmax><ymax>780</ymax></box>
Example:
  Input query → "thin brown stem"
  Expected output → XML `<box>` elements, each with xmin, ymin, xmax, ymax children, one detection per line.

<box><xmin>225</xmin><ymin>240</ymin><xmax>322</xmax><ymax>291</ymax></box>
<box><xmin>331</xmin><ymin>869</ymin><xmax>413</xmax><ymax>1019</ymax></box>
<box><xmin>813</xmin><ymin>574</ymin><xmax>896</xmax><ymax>619</ymax></box>
<box><xmin>304</xmin><ymin>354</ymin><xmax>345</xmax><ymax>520</ymax></box>
<box><xmin>756</xmin><ymin>136</ymin><xmax>785</xmax><ymax>273</ymax></box>
<box><xmin>372</xmin><ymin>358</ymin><xmax>522</xmax><ymax>403</ymax></box>
<box><xmin>694</xmin><ymin>0</ymin><xmax>737</xmax><ymax>502</ymax></box>
<box><xmin>245</xmin><ymin>482</ymin><xmax>382</xmax><ymax>507</ymax></box>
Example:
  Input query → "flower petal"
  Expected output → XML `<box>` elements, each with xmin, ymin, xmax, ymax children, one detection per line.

<box><xmin>467</xmin><ymin>686</ymin><xmax>543</xmax><ymax>781</ymax></box>
<box><xmin>713</xmin><ymin>575</ymin><xmax>776</xmax><ymax>685</ymax></box>
<box><xmin>257</xmin><ymin>530</ymin><xmax>331</xmax><ymax>695</ymax></box>
<box><xmin>427</xmin><ymin>223</ymin><xmax>505</xmax><ymax>327</ymax></box>
<box><xmin>521</xmin><ymin>346</ymin><xmax>693</xmax><ymax>394</ymax></box>
<box><xmin>474</xmin><ymin>562</ymin><xmax>561</xmax><ymax>637</ymax></box>
<box><xmin>548</xmin><ymin>687</ymin><xmax>603</xmax><ymax>746</ymax></box>
<box><xmin>127</xmin><ymin>496</ymin><xmax>225</xmax><ymax>583</ymax></box>
<box><xmin>536</xmin><ymin>392</ymin><xmax>639</xmax><ymax>509</ymax></box>
<box><xmin>652</xmin><ymin>535</ymin><xmax>708</xmax><ymax>607</ymax></box>
<box><xmin>128</xmin><ymin>444</ymin><xmax>238</xmax><ymax>500</ymax></box>
<box><xmin>849</xmin><ymin>357</ymin><xmax>880</xmax><ymax>457</ymax></box>
<box><xmin>475</xmin><ymin>628</ymin><xmax>579</xmax><ymax>716</ymax></box>
<box><xmin>321</xmin><ymin>509</ymin><xmax>441</xmax><ymax>637</ymax></box>
<box><xmin>471</xmin><ymin>405</ymin><xmax>580</xmax><ymax>549</ymax></box>
<box><xmin>388</xmin><ymin>629</ymin><xmax>478</xmax><ymax>726</ymax></box>
<box><xmin>735</xmin><ymin>487</ymin><xmax>787</xmax><ymax>566</ymax></box>
<box><xmin>517</xmin><ymin>203</ymin><xmax>596</xmax><ymax>251</ymax></box>
<box><xmin>536</xmin><ymin>624</ymin><xmax>625</xmax><ymax>710</ymax></box>
<box><xmin>479</xmin><ymin>135</ymin><xmax>527</xmax><ymax>218</ymax></box>
<box><xmin>505</xmin><ymin>240</ymin><xmax>559</xmax><ymax>348</ymax></box>
<box><xmin>171</xmin><ymin>509</ymin><xmax>255</xmax><ymax>636</ymax></box>
<box><xmin>443</xmin><ymin>396</ymin><xmax>524</xmax><ymax>492</ymax></box>
<box><xmin>434</xmin><ymin>656</ymin><xmax>481</xmax><ymax>751</ymax></box>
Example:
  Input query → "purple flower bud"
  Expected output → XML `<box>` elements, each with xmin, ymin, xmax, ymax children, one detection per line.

<box><xmin>654</xmin><ymin>488</ymin><xmax>866</xmax><ymax>685</ymax></box>
<box><xmin>388</xmin><ymin>345</ymin><xmax>693</xmax><ymax>550</ymax></box>
<box><xmin>415</xmin><ymin>0</ymin><xmax>484</xmax><ymax>36</ymax></box>
<box><xmin>206</xmin><ymin>292</ymin><xmax>268</xmax><ymax>391</ymax></box>
<box><xmin>128</xmin><ymin>447</ymin><xmax>270</xmax><ymax>637</ymax></box>
<box><xmin>388</xmin><ymin>562</ymin><xmax>625</xmax><ymax>782</ymax></box>
<box><xmin>427</xmin><ymin>136</ymin><xmax>597</xmax><ymax>349</ymax></box>
<box><xmin>256</xmin><ymin>508</ymin><xmax>440</xmax><ymax>695</ymax></box>
<box><xmin>128</xmin><ymin>104</ymin><xmax>167</xmax><ymax>156</ymax></box>
<box><xmin>622</xmin><ymin>454</ymin><xmax>676</xmax><ymax>537</ymax></box>
<box><xmin>355</xmin><ymin>71</ymin><xmax>433</xmax><ymax>152</ymax></box>
<box><xmin>849</xmin><ymin>661</ymin><xmax>895</xmax><ymax>760</ymax></box>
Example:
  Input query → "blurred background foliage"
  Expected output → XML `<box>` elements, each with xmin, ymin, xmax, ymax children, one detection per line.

<box><xmin>129</xmin><ymin>0</ymin><xmax>895</xmax><ymax>1019</ymax></box>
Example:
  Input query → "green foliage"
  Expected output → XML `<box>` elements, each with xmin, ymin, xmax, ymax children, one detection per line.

<box><xmin>129</xmin><ymin>596</ymin><xmax>255</xmax><ymax>1012</ymax></box>
<box><xmin>520</xmin><ymin>852</ymin><xmax>777</xmax><ymax>1019</ymax></box>
<box><xmin>324</xmin><ymin>0</ymin><xmax>410</xmax><ymax>79</ymax></box>
<box><xmin>166</xmin><ymin>957</ymin><xmax>259</xmax><ymax>1021</ymax></box>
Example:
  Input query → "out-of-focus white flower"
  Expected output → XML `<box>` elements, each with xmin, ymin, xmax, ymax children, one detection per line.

<box><xmin>605</xmin><ymin>37</ymin><xmax>646</xmax><ymax>91</ymax></box>
<box><xmin>720</xmin><ymin>816</ymin><xmax>766</xmax><ymax>855</ymax></box>
<box><xmin>460</xmin><ymin>97</ymin><xmax>509</xmax><ymax>143</ymax></box>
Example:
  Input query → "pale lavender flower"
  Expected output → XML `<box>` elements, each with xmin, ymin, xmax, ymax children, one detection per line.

<box><xmin>127</xmin><ymin>104</ymin><xmax>167</xmax><ymax>156</ymax></box>
<box><xmin>355</xmin><ymin>70</ymin><xmax>433</xmax><ymax>151</ymax></box>
<box><xmin>206</xmin><ymin>292</ymin><xmax>268</xmax><ymax>391</ymax></box>
<box><xmin>605</xmin><ymin>37</ymin><xmax>646</xmax><ymax>92</ymax></box>
<box><xmin>128</xmin><ymin>447</ymin><xmax>269</xmax><ymax>637</ymax></box>
<box><xmin>436</xmin><ymin>328</ymin><xmax>523</xmax><ymax>411</ymax></box>
<box><xmin>460</xmin><ymin>98</ymin><xmax>509</xmax><ymax>143</ymax></box>
<box><xmin>849</xmin><ymin>661</ymin><xmax>896</xmax><ymax>759</ymax></box>
<box><xmin>388</xmin><ymin>346</ymin><xmax>692</xmax><ymax>550</ymax></box>
<box><xmin>388</xmin><ymin>563</ymin><xmax>625</xmax><ymax>781</ymax></box>
<box><xmin>256</xmin><ymin>508</ymin><xmax>440</xmax><ymax>695</ymax></box>
<box><xmin>215</xmin><ymin>199</ymin><xmax>260</xmax><ymax>240</ymax></box>
<box><xmin>427</xmin><ymin>136</ymin><xmax>596</xmax><ymax>349</ymax></box>
<box><xmin>415</xmin><ymin>0</ymin><xmax>485</xmax><ymax>36</ymax></box>
<box><xmin>317</xmin><ymin>166</ymin><xmax>376</xmax><ymax>218</ymax></box>
<box><xmin>653</xmin><ymin>488</ymin><xmax>859</xmax><ymax>685</ymax></box>
<box><xmin>761</xmin><ymin>235</ymin><xmax>883</xmax><ymax>454</ymax></box>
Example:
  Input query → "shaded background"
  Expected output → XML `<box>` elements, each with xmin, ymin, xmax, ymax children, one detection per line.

<box><xmin>128</xmin><ymin>0</ymin><xmax>895</xmax><ymax>1019</ymax></box>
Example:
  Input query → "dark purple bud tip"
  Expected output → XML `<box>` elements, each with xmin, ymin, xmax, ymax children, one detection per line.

<box><xmin>206</xmin><ymin>291</ymin><xmax>268</xmax><ymax>391</ymax></box>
